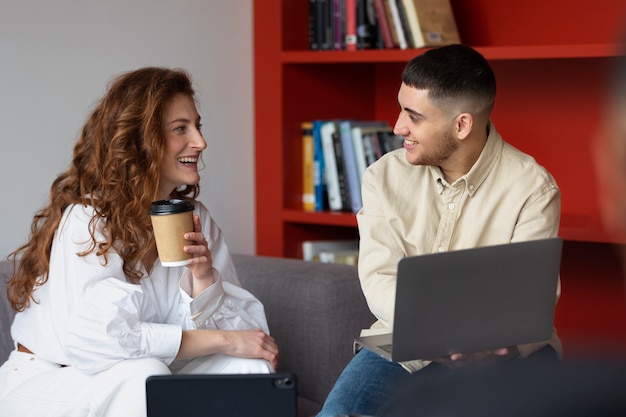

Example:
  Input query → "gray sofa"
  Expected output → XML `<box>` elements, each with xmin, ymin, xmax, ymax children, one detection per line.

<box><xmin>0</xmin><ymin>255</ymin><xmax>375</xmax><ymax>416</ymax></box>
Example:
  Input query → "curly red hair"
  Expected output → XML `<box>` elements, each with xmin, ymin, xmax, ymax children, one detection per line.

<box><xmin>7</xmin><ymin>67</ymin><xmax>199</xmax><ymax>311</ymax></box>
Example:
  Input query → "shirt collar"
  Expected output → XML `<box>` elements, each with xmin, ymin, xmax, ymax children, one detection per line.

<box><xmin>429</xmin><ymin>121</ymin><xmax>503</xmax><ymax>197</ymax></box>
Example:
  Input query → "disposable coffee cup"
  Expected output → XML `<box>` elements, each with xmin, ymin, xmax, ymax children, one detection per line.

<box><xmin>149</xmin><ymin>199</ymin><xmax>195</xmax><ymax>267</ymax></box>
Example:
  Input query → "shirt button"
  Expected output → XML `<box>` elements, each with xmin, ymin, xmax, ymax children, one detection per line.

<box><xmin>448</xmin><ymin>203</ymin><xmax>455</xmax><ymax>210</ymax></box>
<box><xmin>469</xmin><ymin>184</ymin><xmax>475</xmax><ymax>191</ymax></box>
<box><xmin>437</xmin><ymin>246</ymin><xmax>445</xmax><ymax>253</ymax></box>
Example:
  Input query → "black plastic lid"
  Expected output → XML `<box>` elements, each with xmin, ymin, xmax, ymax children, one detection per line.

<box><xmin>149</xmin><ymin>199</ymin><xmax>195</xmax><ymax>215</ymax></box>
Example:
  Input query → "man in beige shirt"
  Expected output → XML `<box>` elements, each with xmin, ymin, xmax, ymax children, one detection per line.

<box><xmin>317</xmin><ymin>44</ymin><xmax>561</xmax><ymax>417</ymax></box>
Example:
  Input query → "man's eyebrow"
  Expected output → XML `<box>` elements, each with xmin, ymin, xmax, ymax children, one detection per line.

<box><xmin>403</xmin><ymin>106</ymin><xmax>423</xmax><ymax>119</ymax></box>
<box><xmin>397</xmin><ymin>100</ymin><xmax>422</xmax><ymax>118</ymax></box>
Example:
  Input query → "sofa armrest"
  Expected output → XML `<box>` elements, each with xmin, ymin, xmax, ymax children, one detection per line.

<box><xmin>232</xmin><ymin>254</ymin><xmax>375</xmax><ymax>409</ymax></box>
<box><xmin>0</xmin><ymin>260</ymin><xmax>17</xmax><ymax>362</ymax></box>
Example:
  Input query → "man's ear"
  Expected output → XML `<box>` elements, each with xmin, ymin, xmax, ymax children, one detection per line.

<box><xmin>455</xmin><ymin>112</ymin><xmax>473</xmax><ymax>140</ymax></box>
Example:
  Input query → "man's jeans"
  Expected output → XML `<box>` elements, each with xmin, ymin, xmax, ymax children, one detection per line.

<box><xmin>316</xmin><ymin>349</ymin><xmax>411</xmax><ymax>417</ymax></box>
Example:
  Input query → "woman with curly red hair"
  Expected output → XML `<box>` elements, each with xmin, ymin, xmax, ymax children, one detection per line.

<box><xmin>0</xmin><ymin>67</ymin><xmax>278</xmax><ymax>417</ymax></box>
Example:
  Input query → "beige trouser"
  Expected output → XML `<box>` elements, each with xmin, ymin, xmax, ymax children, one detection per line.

<box><xmin>0</xmin><ymin>348</ymin><xmax>273</xmax><ymax>417</ymax></box>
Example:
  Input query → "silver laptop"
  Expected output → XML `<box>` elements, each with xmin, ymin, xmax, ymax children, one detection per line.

<box><xmin>354</xmin><ymin>237</ymin><xmax>562</xmax><ymax>362</ymax></box>
<box><xmin>146</xmin><ymin>373</ymin><xmax>297</xmax><ymax>417</ymax></box>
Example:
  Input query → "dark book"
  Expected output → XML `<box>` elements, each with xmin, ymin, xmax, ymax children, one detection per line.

<box><xmin>332</xmin><ymin>0</ymin><xmax>344</xmax><ymax>50</ymax></box>
<box><xmin>332</xmin><ymin>128</ymin><xmax>352</xmax><ymax>212</ymax></box>
<box><xmin>372</xmin><ymin>0</ymin><xmax>395</xmax><ymax>48</ymax></box>
<box><xmin>356</xmin><ymin>0</ymin><xmax>381</xmax><ymax>49</ymax></box>
<box><xmin>377</xmin><ymin>129</ymin><xmax>402</xmax><ymax>154</ymax></box>
<box><xmin>309</xmin><ymin>0</ymin><xmax>322</xmax><ymax>50</ymax></box>
<box><xmin>323</xmin><ymin>0</ymin><xmax>334</xmax><ymax>50</ymax></box>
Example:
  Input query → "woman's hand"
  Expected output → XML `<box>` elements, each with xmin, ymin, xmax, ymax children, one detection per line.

<box><xmin>222</xmin><ymin>329</ymin><xmax>280</xmax><ymax>370</ymax></box>
<box><xmin>184</xmin><ymin>214</ymin><xmax>214</xmax><ymax>294</ymax></box>
<box><xmin>180</xmin><ymin>328</ymin><xmax>280</xmax><ymax>370</ymax></box>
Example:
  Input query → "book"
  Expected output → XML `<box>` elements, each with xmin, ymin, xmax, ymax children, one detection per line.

<box><xmin>356</xmin><ymin>0</ymin><xmax>380</xmax><ymax>49</ymax></box>
<box><xmin>403</xmin><ymin>0</ymin><xmax>461</xmax><ymax>48</ymax></box>
<box><xmin>339</xmin><ymin>120</ymin><xmax>362</xmax><ymax>213</ymax></box>
<box><xmin>377</xmin><ymin>129</ymin><xmax>403</xmax><ymax>154</ymax></box>
<box><xmin>360</xmin><ymin>127</ymin><xmax>378</xmax><ymax>166</ymax></box>
<box><xmin>312</xmin><ymin>120</ymin><xmax>328</xmax><ymax>211</ymax></box>
<box><xmin>386</xmin><ymin>0</ymin><xmax>409</xmax><ymax>49</ymax></box>
<box><xmin>382</xmin><ymin>0</ymin><xmax>400</xmax><ymax>48</ymax></box>
<box><xmin>320</xmin><ymin>121</ymin><xmax>343</xmax><ymax>211</ymax></box>
<box><xmin>372</xmin><ymin>0</ymin><xmax>394</xmax><ymax>48</ymax></box>
<box><xmin>351</xmin><ymin>125</ymin><xmax>369</xmax><ymax>190</ymax></box>
<box><xmin>332</xmin><ymin>0</ymin><xmax>344</xmax><ymax>50</ymax></box>
<box><xmin>319</xmin><ymin>249</ymin><xmax>360</xmax><ymax>265</ymax></box>
<box><xmin>332</xmin><ymin>128</ymin><xmax>351</xmax><ymax>211</ymax></box>
<box><xmin>395</xmin><ymin>0</ymin><xmax>414</xmax><ymax>48</ymax></box>
<box><xmin>301</xmin><ymin>122</ymin><xmax>316</xmax><ymax>212</ymax></box>
<box><xmin>347</xmin><ymin>121</ymin><xmax>391</xmax><ymax>212</ymax></box>
<box><xmin>309</xmin><ymin>0</ymin><xmax>320</xmax><ymax>50</ymax></box>
<box><xmin>302</xmin><ymin>239</ymin><xmax>359</xmax><ymax>261</ymax></box>
<box><xmin>345</xmin><ymin>0</ymin><xmax>357</xmax><ymax>51</ymax></box>
<box><xmin>321</xmin><ymin>0</ymin><xmax>332</xmax><ymax>50</ymax></box>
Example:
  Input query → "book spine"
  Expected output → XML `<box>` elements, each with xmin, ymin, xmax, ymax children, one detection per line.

<box><xmin>377</xmin><ymin>129</ymin><xmax>393</xmax><ymax>154</ymax></box>
<box><xmin>372</xmin><ymin>0</ymin><xmax>394</xmax><ymax>48</ymax></box>
<box><xmin>309</xmin><ymin>0</ymin><xmax>319</xmax><ymax>50</ymax></box>
<box><xmin>320</xmin><ymin>0</ymin><xmax>332</xmax><ymax>50</ymax></box>
<box><xmin>378</xmin><ymin>129</ymin><xmax>402</xmax><ymax>154</ymax></box>
<box><xmin>395</xmin><ymin>0</ymin><xmax>414</xmax><ymax>48</ymax></box>
<box><xmin>350</xmin><ymin>127</ymin><xmax>368</xmax><ymax>189</ymax></box>
<box><xmin>402</xmin><ymin>0</ymin><xmax>424</xmax><ymax>47</ymax></box>
<box><xmin>339</xmin><ymin>121</ymin><xmax>362</xmax><ymax>213</ymax></box>
<box><xmin>320</xmin><ymin>122</ymin><xmax>343</xmax><ymax>211</ymax></box>
<box><xmin>333</xmin><ymin>0</ymin><xmax>344</xmax><ymax>50</ymax></box>
<box><xmin>361</xmin><ymin>130</ymin><xmax>377</xmax><ymax>166</ymax></box>
<box><xmin>356</xmin><ymin>0</ymin><xmax>380</xmax><ymax>49</ymax></box>
<box><xmin>345</xmin><ymin>0</ymin><xmax>357</xmax><ymax>51</ymax></box>
<box><xmin>387</xmin><ymin>0</ymin><xmax>408</xmax><ymax>49</ymax></box>
<box><xmin>332</xmin><ymin>128</ymin><xmax>351</xmax><ymax>211</ymax></box>
<box><xmin>301</xmin><ymin>122</ymin><xmax>316</xmax><ymax>212</ymax></box>
<box><xmin>312</xmin><ymin>120</ymin><xmax>327</xmax><ymax>211</ymax></box>
<box><xmin>371</xmin><ymin>131</ymin><xmax>384</xmax><ymax>159</ymax></box>
<box><xmin>382</xmin><ymin>0</ymin><xmax>400</xmax><ymax>47</ymax></box>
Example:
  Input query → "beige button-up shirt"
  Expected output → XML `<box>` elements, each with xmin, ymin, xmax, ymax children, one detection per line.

<box><xmin>356</xmin><ymin>123</ymin><xmax>561</xmax><ymax>372</ymax></box>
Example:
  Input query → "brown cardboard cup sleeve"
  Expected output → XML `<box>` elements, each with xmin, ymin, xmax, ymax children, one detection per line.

<box><xmin>149</xmin><ymin>199</ymin><xmax>195</xmax><ymax>267</ymax></box>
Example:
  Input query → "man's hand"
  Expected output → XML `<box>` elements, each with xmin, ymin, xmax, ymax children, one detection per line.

<box><xmin>431</xmin><ymin>346</ymin><xmax>519</xmax><ymax>369</ymax></box>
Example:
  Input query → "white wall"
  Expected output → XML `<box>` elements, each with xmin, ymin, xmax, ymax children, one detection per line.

<box><xmin>0</xmin><ymin>0</ymin><xmax>256</xmax><ymax>259</ymax></box>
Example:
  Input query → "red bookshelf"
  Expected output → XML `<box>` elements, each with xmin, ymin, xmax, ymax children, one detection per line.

<box><xmin>254</xmin><ymin>0</ymin><xmax>626</xmax><ymax>356</ymax></box>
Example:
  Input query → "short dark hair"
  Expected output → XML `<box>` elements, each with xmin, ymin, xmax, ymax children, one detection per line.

<box><xmin>402</xmin><ymin>44</ymin><xmax>496</xmax><ymax>116</ymax></box>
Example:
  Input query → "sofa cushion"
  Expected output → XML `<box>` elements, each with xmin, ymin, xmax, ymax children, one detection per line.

<box><xmin>233</xmin><ymin>254</ymin><xmax>375</xmax><ymax>409</ymax></box>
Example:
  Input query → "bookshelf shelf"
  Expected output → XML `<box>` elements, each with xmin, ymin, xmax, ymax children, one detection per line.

<box><xmin>283</xmin><ymin>210</ymin><xmax>357</xmax><ymax>227</ymax></box>
<box><xmin>282</xmin><ymin>44</ymin><xmax>624</xmax><ymax>64</ymax></box>
<box><xmin>254</xmin><ymin>0</ymin><xmax>626</xmax><ymax>258</ymax></box>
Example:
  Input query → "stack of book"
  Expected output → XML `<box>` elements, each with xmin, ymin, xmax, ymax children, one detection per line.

<box><xmin>302</xmin><ymin>119</ymin><xmax>403</xmax><ymax>213</ymax></box>
<box><xmin>302</xmin><ymin>239</ymin><xmax>360</xmax><ymax>265</ymax></box>
<box><xmin>308</xmin><ymin>0</ymin><xmax>461</xmax><ymax>51</ymax></box>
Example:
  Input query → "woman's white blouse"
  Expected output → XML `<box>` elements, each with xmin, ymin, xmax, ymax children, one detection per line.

<box><xmin>10</xmin><ymin>202</ymin><xmax>269</xmax><ymax>374</ymax></box>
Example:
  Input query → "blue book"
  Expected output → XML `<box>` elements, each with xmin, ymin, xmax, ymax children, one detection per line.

<box><xmin>312</xmin><ymin>120</ymin><xmax>327</xmax><ymax>211</ymax></box>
